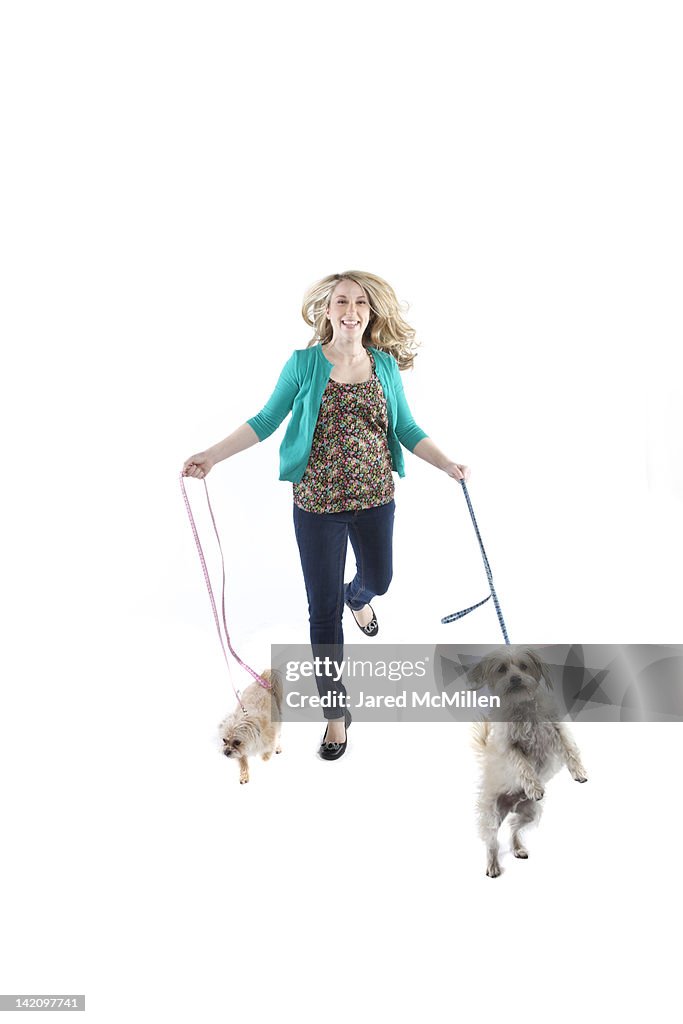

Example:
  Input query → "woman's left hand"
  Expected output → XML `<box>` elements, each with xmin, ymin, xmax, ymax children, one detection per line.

<box><xmin>443</xmin><ymin>461</ymin><xmax>470</xmax><ymax>482</ymax></box>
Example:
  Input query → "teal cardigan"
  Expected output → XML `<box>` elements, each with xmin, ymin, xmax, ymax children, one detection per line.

<box><xmin>247</xmin><ymin>344</ymin><xmax>429</xmax><ymax>483</ymax></box>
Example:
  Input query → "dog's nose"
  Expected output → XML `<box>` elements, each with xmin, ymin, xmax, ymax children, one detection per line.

<box><xmin>508</xmin><ymin>676</ymin><xmax>522</xmax><ymax>687</ymax></box>
<box><xmin>223</xmin><ymin>749</ymin><xmax>232</xmax><ymax>757</ymax></box>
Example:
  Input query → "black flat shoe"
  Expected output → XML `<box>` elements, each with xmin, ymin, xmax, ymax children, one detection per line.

<box><xmin>318</xmin><ymin>708</ymin><xmax>352</xmax><ymax>761</ymax></box>
<box><xmin>347</xmin><ymin>602</ymin><xmax>379</xmax><ymax>637</ymax></box>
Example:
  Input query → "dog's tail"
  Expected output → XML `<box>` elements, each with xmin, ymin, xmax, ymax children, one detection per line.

<box><xmin>471</xmin><ymin>718</ymin><xmax>492</xmax><ymax>752</ymax></box>
<box><xmin>260</xmin><ymin>668</ymin><xmax>283</xmax><ymax>715</ymax></box>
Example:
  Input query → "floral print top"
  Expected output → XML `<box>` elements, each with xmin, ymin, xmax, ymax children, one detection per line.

<box><xmin>293</xmin><ymin>349</ymin><xmax>395</xmax><ymax>512</ymax></box>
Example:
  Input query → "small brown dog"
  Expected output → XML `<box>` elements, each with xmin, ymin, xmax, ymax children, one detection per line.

<box><xmin>468</xmin><ymin>646</ymin><xmax>588</xmax><ymax>877</ymax></box>
<box><xmin>219</xmin><ymin>669</ymin><xmax>283</xmax><ymax>784</ymax></box>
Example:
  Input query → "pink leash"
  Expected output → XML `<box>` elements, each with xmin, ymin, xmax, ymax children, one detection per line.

<box><xmin>179</xmin><ymin>471</ymin><xmax>272</xmax><ymax>713</ymax></box>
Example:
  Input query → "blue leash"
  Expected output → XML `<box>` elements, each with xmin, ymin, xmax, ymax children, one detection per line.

<box><xmin>441</xmin><ymin>479</ymin><xmax>510</xmax><ymax>644</ymax></box>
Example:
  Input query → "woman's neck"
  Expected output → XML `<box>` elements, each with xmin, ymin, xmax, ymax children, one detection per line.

<box><xmin>325</xmin><ymin>338</ymin><xmax>367</xmax><ymax>364</ymax></box>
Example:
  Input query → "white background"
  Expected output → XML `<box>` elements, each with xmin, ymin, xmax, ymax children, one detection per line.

<box><xmin>1</xmin><ymin>1</ymin><xmax>682</xmax><ymax>1021</ymax></box>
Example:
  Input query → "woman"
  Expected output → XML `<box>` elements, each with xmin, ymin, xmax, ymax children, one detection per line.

<box><xmin>182</xmin><ymin>270</ymin><xmax>470</xmax><ymax>761</ymax></box>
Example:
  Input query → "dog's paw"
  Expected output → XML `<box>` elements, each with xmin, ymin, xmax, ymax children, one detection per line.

<box><xmin>275</xmin><ymin>745</ymin><xmax>282</xmax><ymax>754</ymax></box>
<box><xmin>526</xmin><ymin>783</ymin><xmax>544</xmax><ymax>801</ymax></box>
<box><xmin>239</xmin><ymin>774</ymin><xmax>249</xmax><ymax>785</ymax></box>
<box><xmin>513</xmin><ymin>848</ymin><xmax>529</xmax><ymax>859</ymax></box>
<box><xmin>572</xmin><ymin>771</ymin><xmax>588</xmax><ymax>783</ymax></box>
<box><xmin>486</xmin><ymin>862</ymin><xmax>502</xmax><ymax>878</ymax></box>
<box><xmin>261</xmin><ymin>751</ymin><xmax>272</xmax><ymax>762</ymax></box>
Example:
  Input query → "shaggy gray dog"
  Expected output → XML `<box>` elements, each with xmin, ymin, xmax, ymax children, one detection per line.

<box><xmin>469</xmin><ymin>647</ymin><xmax>588</xmax><ymax>877</ymax></box>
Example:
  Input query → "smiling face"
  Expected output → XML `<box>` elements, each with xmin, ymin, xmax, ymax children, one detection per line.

<box><xmin>325</xmin><ymin>278</ymin><xmax>371</xmax><ymax>344</ymax></box>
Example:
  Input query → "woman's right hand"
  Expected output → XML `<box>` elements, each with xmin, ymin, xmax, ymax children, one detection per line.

<box><xmin>182</xmin><ymin>450</ymin><xmax>215</xmax><ymax>479</ymax></box>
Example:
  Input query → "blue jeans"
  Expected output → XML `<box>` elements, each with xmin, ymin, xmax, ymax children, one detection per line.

<box><xmin>292</xmin><ymin>499</ymin><xmax>395</xmax><ymax>720</ymax></box>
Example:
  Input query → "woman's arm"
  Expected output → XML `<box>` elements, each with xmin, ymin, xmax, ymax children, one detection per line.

<box><xmin>392</xmin><ymin>362</ymin><xmax>429</xmax><ymax>452</ymax></box>
<box><xmin>182</xmin><ymin>422</ymin><xmax>259</xmax><ymax>478</ymax></box>
<box><xmin>412</xmin><ymin>436</ymin><xmax>470</xmax><ymax>481</ymax></box>
<box><xmin>246</xmin><ymin>351</ymin><xmax>300</xmax><ymax>441</ymax></box>
<box><xmin>213</xmin><ymin>351</ymin><xmax>301</xmax><ymax>458</ymax></box>
<box><xmin>391</xmin><ymin>359</ymin><xmax>470</xmax><ymax>481</ymax></box>
<box><xmin>208</xmin><ymin>422</ymin><xmax>260</xmax><ymax>464</ymax></box>
<box><xmin>182</xmin><ymin>352</ymin><xmax>300</xmax><ymax>479</ymax></box>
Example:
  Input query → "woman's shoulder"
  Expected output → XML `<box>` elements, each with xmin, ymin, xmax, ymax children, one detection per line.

<box><xmin>368</xmin><ymin>346</ymin><xmax>400</xmax><ymax>375</ymax></box>
<box><xmin>368</xmin><ymin>345</ymin><xmax>396</xmax><ymax>360</ymax></box>
<box><xmin>274</xmin><ymin>345</ymin><xmax>321</xmax><ymax>383</ymax></box>
<box><xmin>289</xmin><ymin>345</ymin><xmax>320</xmax><ymax>363</ymax></box>
<box><xmin>277</xmin><ymin>345</ymin><xmax>318</xmax><ymax>369</ymax></box>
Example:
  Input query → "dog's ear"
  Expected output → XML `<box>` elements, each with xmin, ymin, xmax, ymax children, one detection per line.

<box><xmin>526</xmin><ymin>649</ymin><xmax>554</xmax><ymax>691</ymax></box>
<box><xmin>467</xmin><ymin>659</ymin><xmax>490</xmax><ymax>692</ymax></box>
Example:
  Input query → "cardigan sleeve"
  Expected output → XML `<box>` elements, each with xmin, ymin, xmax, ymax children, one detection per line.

<box><xmin>392</xmin><ymin>359</ymin><xmax>429</xmax><ymax>451</ymax></box>
<box><xmin>246</xmin><ymin>351</ymin><xmax>300</xmax><ymax>441</ymax></box>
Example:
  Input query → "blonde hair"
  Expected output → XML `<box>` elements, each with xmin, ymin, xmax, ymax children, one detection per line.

<box><xmin>301</xmin><ymin>270</ymin><xmax>421</xmax><ymax>370</ymax></box>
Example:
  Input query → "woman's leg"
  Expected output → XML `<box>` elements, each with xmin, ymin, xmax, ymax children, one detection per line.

<box><xmin>345</xmin><ymin>499</ymin><xmax>395</xmax><ymax>612</ymax></box>
<box><xmin>292</xmin><ymin>503</ymin><xmax>350</xmax><ymax>723</ymax></box>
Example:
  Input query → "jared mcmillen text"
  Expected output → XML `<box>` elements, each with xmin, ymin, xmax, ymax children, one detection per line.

<box><xmin>285</xmin><ymin>690</ymin><xmax>500</xmax><ymax>709</ymax></box>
